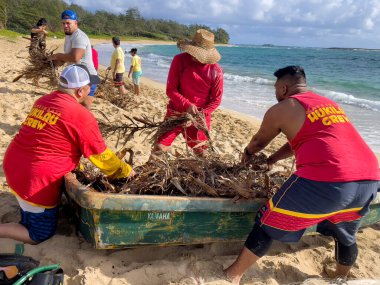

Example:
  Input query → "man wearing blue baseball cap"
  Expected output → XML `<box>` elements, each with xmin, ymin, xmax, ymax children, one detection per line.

<box><xmin>48</xmin><ymin>10</ymin><xmax>99</xmax><ymax>108</ymax></box>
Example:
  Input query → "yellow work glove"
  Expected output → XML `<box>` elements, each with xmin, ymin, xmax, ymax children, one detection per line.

<box><xmin>89</xmin><ymin>148</ymin><xmax>133</xmax><ymax>180</ymax></box>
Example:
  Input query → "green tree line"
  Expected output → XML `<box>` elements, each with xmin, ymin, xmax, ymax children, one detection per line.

<box><xmin>0</xmin><ymin>0</ymin><xmax>230</xmax><ymax>43</ymax></box>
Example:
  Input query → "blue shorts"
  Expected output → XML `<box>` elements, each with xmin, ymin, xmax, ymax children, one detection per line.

<box><xmin>255</xmin><ymin>175</ymin><xmax>379</xmax><ymax>245</ymax></box>
<box><xmin>132</xmin><ymin>71</ymin><xmax>142</xmax><ymax>85</ymax></box>
<box><xmin>89</xmin><ymin>84</ymin><xmax>97</xmax><ymax>97</ymax></box>
<box><xmin>20</xmin><ymin>206</ymin><xmax>59</xmax><ymax>243</ymax></box>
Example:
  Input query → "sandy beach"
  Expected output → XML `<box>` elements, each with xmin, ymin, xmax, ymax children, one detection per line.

<box><xmin>0</xmin><ymin>37</ymin><xmax>379</xmax><ymax>285</ymax></box>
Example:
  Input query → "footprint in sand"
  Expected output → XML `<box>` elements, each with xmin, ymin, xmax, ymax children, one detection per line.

<box><xmin>0</xmin><ymin>207</ymin><xmax>19</xmax><ymax>223</ymax></box>
<box><xmin>0</xmin><ymin>122</ymin><xmax>19</xmax><ymax>136</ymax></box>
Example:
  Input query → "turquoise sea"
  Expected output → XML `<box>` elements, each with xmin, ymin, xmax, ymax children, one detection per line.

<box><xmin>96</xmin><ymin>43</ymin><xmax>380</xmax><ymax>152</ymax></box>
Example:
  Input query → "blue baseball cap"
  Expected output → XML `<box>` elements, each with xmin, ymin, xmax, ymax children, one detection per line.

<box><xmin>61</xmin><ymin>10</ymin><xmax>78</xmax><ymax>21</ymax></box>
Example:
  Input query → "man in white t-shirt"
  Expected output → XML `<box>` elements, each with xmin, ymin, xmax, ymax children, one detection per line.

<box><xmin>48</xmin><ymin>10</ymin><xmax>99</xmax><ymax>108</ymax></box>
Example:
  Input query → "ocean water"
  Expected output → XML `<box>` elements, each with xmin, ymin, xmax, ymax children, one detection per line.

<box><xmin>96</xmin><ymin>43</ymin><xmax>380</xmax><ymax>152</ymax></box>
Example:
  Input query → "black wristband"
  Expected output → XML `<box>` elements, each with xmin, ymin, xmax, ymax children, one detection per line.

<box><xmin>244</xmin><ymin>147</ymin><xmax>253</xmax><ymax>156</ymax></box>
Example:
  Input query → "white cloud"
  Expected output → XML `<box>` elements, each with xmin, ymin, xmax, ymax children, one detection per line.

<box><xmin>167</xmin><ymin>0</ymin><xmax>185</xmax><ymax>10</ymax></box>
<box><xmin>64</xmin><ymin>0</ymin><xmax>380</xmax><ymax>48</ymax></box>
<box><xmin>364</xmin><ymin>18</ymin><xmax>374</xmax><ymax>29</ymax></box>
<box><xmin>248</xmin><ymin>0</ymin><xmax>274</xmax><ymax>21</ymax></box>
<box><xmin>209</xmin><ymin>0</ymin><xmax>239</xmax><ymax>17</ymax></box>
<box><xmin>304</xmin><ymin>12</ymin><xmax>317</xmax><ymax>23</ymax></box>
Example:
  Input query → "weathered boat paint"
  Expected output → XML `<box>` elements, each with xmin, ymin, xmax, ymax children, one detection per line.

<box><xmin>64</xmin><ymin>173</ymin><xmax>380</xmax><ymax>249</ymax></box>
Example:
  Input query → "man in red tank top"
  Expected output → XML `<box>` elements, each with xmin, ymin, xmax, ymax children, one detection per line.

<box><xmin>225</xmin><ymin>66</ymin><xmax>380</xmax><ymax>284</ymax></box>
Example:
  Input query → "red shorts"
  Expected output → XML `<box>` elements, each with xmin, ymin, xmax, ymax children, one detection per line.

<box><xmin>157</xmin><ymin>112</ymin><xmax>211</xmax><ymax>150</ymax></box>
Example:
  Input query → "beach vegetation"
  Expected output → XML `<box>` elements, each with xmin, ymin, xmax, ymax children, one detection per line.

<box><xmin>0</xmin><ymin>0</ymin><xmax>230</xmax><ymax>43</ymax></box>
<box><xmin>0</xmin><ymin>29</ymin><xmax>23</xmax><ymax>38</ymax></box>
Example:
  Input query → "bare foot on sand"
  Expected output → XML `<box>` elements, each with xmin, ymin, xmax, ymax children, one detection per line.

<box><xmin>223</xmin><ymin>268</ymin><xmax>241</xmax><ymax>285</ymax></box>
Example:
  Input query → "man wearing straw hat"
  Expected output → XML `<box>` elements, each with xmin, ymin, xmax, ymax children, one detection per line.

<box><xmin>1</xmin><ymin>64</ymin><xmax>134</xmax><ymax>244</ymax></box>
<box><xmin>154</xmin><ymin>29</ymin><xmax>224</xmax><ymax>155</ymax></box>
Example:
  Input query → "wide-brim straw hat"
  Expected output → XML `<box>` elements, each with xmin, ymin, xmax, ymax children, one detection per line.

<box><xmin>177</xmin><ymin>29</ymin><xmax>221</xmax><ymax>64</ymax></box>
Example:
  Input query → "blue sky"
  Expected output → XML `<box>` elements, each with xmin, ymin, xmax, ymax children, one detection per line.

<box><xmin>65</xmin><ymin>0</ymin><xmax>380</xmax><ymax>48</ymax></box>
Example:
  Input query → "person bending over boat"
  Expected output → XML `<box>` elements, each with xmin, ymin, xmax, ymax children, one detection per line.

<box><xmin>1</xmin><ymin>64</ymin><xmax>135</xmax><ymax>245</ymax></box>
<box><xmin>225</xmin><ymin>65</ymin><xmax>380</xmax><ymax>284</ymax></box>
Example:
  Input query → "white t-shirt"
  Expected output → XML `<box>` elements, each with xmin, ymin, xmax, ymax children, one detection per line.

<box><xmin>64</xmin><ymin>28</ymin><xmax>97</xmax><ymax>75</ymax></box>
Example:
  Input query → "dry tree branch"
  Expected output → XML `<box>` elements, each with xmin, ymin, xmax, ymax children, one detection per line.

<box><xmin>74</xmin><ymin>152</ymin><xmax>287</xmax><ymax>200</ymax></box>
<box><xmin>13</xmin><ymin>46</ymin><xmax>59</xmax><ymax>87</ymax></box>
<box><xmin>94</xmin><ymin>74</ymin><xmax>139</xmax><ymax>111</ymax></box>
<box><xmin>98</xmin><ymin>112</ymin><xmax>215</xmax><ymax>150</ymax></box>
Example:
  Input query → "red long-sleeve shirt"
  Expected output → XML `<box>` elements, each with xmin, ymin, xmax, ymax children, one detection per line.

<box><xmin>166</xmin><ymin>53</ymin><xmax>223</xmax><ymax>119</ymax></box>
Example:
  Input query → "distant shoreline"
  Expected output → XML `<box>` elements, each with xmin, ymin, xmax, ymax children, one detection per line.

<box><xmin>240</xmin><ymin>43</ymin><xmax>380</xmax><ymax>51</ymax></box>
<box><xmin>327</xmin><ymin>47</ymin><xmax>380</xmax><ymax>51</ymax></box>
<box><xmin>3</xmin><ymin>32</ymin><xmax>378</xmax><ymax>51</ymax></box>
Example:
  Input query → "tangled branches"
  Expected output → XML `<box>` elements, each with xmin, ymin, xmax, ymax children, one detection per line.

<box><xmin>13</xmin><ymin>47</ymin><xmax>59</xmax><ymax>87</ymax></box>
<box><xmin>95</xmin><ymin>78</ymin><xmax>127</xmax><ymax>107</ymax></box>
<box><xmin>98</xmin><ymin>111</ymin><xmax>214</xmax><ymax>150</ymax></box>
<box><xmin>95</xmin><ymin>73</ymin><xmax>139</xmax><ymax>111</ymax></box>
<box><xmin>74</xmin><ymin>152</ymin><xmax>287</xmax><ymax>199</ymax></box>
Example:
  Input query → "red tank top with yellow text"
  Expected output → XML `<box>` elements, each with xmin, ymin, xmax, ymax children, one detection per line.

<box><xmin>289</xmin><ymin>92</ymin><xmax>380</xmax><ymax>182</ymax></box>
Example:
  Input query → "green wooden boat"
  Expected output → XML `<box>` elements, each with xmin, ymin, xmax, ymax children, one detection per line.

<box><xmin>64</xmin><ymin>173</ymin><xmax>380</xmax><ymax>249</ymax></box>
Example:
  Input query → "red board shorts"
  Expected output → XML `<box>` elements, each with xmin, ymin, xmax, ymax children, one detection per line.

<box><xmin>255</xmin><ymin>174</ymin><xmax>379</xmax><ymax>245</ymax></box>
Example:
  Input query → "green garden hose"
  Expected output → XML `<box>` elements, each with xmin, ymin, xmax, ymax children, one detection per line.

<box><xmin>13</xmin><ymin>264</ymin><xmax>60</xmax><ymax>285</ymax></box>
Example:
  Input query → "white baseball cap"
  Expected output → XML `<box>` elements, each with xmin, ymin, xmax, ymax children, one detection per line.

<box><xmin>59</xmin><ymin>64</ymin><xmax>100</xmax><ymax>88</ymax></box>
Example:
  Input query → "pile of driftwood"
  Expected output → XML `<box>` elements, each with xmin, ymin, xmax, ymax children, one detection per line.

<box><xmin>95</xmin><ymin>71</ymin><xmax>140</xmax><ymax>111</ymax></box>
<box><xmin>70</xmin><ymin>58</ymin><xmax>286</xmax><ymax>200</ymax></box>
<box><xmin>98</xmin><ymin>111</ymin><xmax>212</xmax><ymax>149</ymax></box>
<box><xmin>13</xmin><ymin>47</ymin><xmax>58</xmax><ymax>86</ymax></box>
<box><xmin>95</xmin><ymin>77</ymin><xmax>129</xmax><ymax>108</ymax></box>
<box><xmin>80</xmin><ymin>107</ymin><xmax>288</xmax><ymax>199</ymax></box>
<box><xmin>74</xmin><ymin>151</ymin><xmax>287</xmax><ymax>200</ymax></box>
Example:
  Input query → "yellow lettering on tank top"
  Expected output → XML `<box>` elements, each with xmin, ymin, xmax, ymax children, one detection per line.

<box><xmin>330</xmin><ymin>115</ymin><xmax>339</xmax><ymax>123</ymax></box>
<box><xmin>307</xmin><ymin>104</ymin><xmax>350</xmax><ymax>127</ymax></box>
<box><xmin>307</xmin><ymin>112</ymin><xmax>319</xmax><ymax>123</ymax></box>
<box><xmin>314</xmin><ymin>109</ymin><xmax>326</xmax><ymax>118</ymax></box>
<box><xmin>322</xmin><ymin>117</ymin><xmax>332</xmax><ymax>126</ymax></box>
<box><xmin>321</xmin><ymin>107</ymin><xmax>333</xmax><ymax>115</ymax></box>
<box><xmin>337</xmin><ymin>115</ymin><xmax>346</xmax><ymax>123</ymax></box>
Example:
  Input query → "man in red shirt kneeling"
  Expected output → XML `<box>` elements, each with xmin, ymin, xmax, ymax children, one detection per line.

<box><xmin>1</xmin><ymin>64</ymin><xmax>135</xmax><ymax>244</ymax></box>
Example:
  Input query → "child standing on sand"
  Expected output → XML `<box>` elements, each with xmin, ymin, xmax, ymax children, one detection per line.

<box><xmin>128</xmin><ymin>48</ymin><xmax>142</xmax><ymax>95</ymax></box>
